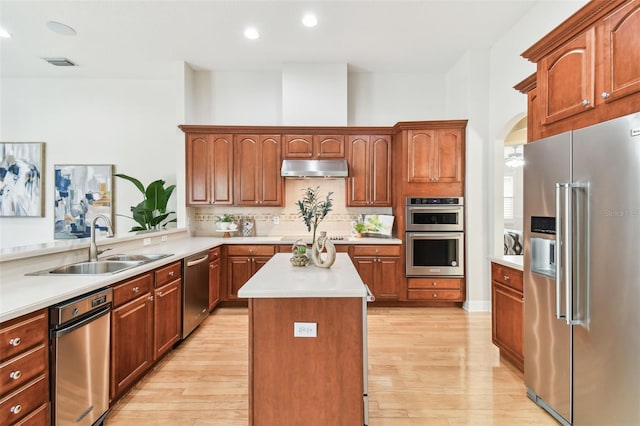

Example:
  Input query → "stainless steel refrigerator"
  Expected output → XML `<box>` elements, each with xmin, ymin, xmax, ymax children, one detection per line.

<box><xmin>523</xmin><ymin>112</ymin><xmax>640</xmax><ymax>426</ymax></box>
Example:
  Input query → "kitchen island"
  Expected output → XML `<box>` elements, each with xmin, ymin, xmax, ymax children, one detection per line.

<box><xmin>237</xmin><ymin>253</ymin><xmax>368</xmax><ymax>426</ymax></box>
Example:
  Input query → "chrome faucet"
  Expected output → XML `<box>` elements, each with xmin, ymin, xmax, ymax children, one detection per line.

<box><xmin>89</xmin><ymin>214</ymin><xmax>114</xmax><ymax>262</ymax></box>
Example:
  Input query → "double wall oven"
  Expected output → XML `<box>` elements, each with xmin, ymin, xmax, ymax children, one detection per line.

<box><xmin>405</xmin><ymin>197</ymin><xmax>464</xmax><ymax>277</ymax></box>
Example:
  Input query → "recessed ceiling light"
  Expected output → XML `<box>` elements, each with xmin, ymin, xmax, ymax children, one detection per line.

<box><xmin>0</xmin><ymin>28</ymin><xmax>12</xmax><ymax>38</ymax></box>
<box><xmin>46</xmin><ymin>21</ymin><xmax>77</xmax><ymax>36</ymax></box>
<box><xmin>302</xmin><ymin>14</ymin><xmax>318</xmax><ymax>28</ymax></box>
<box><xmin>244</xmin><ymin>27</ymin><xmax>259</xmax><ymax>40</ymax></box>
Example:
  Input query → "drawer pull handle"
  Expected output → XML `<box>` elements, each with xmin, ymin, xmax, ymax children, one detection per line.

<box><xmin>132</xmin><ymin>286</ymin><xmax>140</xmax><ymax>293</ymax></box>
<box><xmin>432</xmin><ymin>293</ymin><xmax>438</xmax><ymax>298</ymax></box>
<box><xmin>10</xmin><ymin>404</ymin><xmax>22</xmax><ymax>414</ymax></box>
<box><xmin>9</xmin><ymin>370</ymin><xmax>22</xmax><ymax>380</ymax></box>
<box><xmin>503</xmin><ymin>275</ymin><xmax>510</xmax><ymax>281</ymax></box>
<box><xmin>9</xmin><ymin>337</ymin><xmax>21</xmax><ymax>347</ymax></box>
<box><xmin>168</xmin><ymin>271</ymin><xmax>175</xmax><ymax>277</ymax></box>
<box><xmin>432</xmin><ymin>282</ymin><xmax>437</xmax><ymax>286</ymax></box>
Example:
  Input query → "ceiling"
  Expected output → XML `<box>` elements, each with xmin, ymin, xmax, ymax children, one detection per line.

<box><xmin>1</xmin><ymin>0</ymin><xmax>555</xmax><ymax>79</ymax></box>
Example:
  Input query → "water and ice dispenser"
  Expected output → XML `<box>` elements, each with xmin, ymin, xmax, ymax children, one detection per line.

<box><xmin>530</xmin><ymin>216</ymin><xmax>556</xmax><ymax>278</ymax></box>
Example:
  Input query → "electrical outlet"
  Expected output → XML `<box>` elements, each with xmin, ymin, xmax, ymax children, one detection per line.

<box><xmin>143</xmin><ymin>238</ymin><xmax>151</xmax><ymax>246</ymax></box>
<box><xmin>272</xmin><ymin>215</ymin><xmax>279</xmax><ymax>225</ymax></box>
<box><xmin>161</xmin><ymin>235</ymin><xmax>168</xmax><ymax>242</ymax></box>
<box><xmin>294</xmin><ymin>322</ymin><xmax>317</xmax><ymax>338</ymax></box>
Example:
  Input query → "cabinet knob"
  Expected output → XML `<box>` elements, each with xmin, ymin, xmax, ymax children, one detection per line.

<box><xmin>9</xmin><ymin>370</ymin><xmax>22</xmax><ymax>380</ymax></box>
<box><xmin>8</xmin><ymin>337</ymin><xmax>21</xmax><ymax>347</ymax></box>
<box><xmin>503</xmin><ymin>275</ymin><xmax>510</xmax><ymax>281</ymax></box>
<box><xmin>601</xmin><ymin>92</ymin><xmax>611</xmax><ymax>99</ymax></box>
<box><xmin>10</xmin><ymin>404</ymin><xmax>22</xmax><ymax>414</ymax></box>
<box><xmin>432</xmin><ymin>282</ymin><xmax>437</xmax><ymax>286</ymax></box>
<box><xmin>157</xmin><ymin>291</ymin><xmax>163</xmax><ymax>297</ymax></box>
<box><xmin>307</xmin><ymin>153</ymin><xmax>312</xmax><ymax>157</ymax></box>
<box><xmin>582</xmin><ymin>99</ymin><xmax>591</xmax><ymax>106</ymax></box>
<box><xmin>432</xmin><ymin>293</ymin><xmax>438</xmax><ymax>298</ymax></box>
<box><xmin>210</xmin><ymin>264</ymin><xmax>214</xmax><ymax>269</ymax></box>
<box><xmin>169</xmin><ymin>271</ymin><xmax>175</xmax><ymax>277</ymax></box>
<box><xmin>132</xmin><ymin>286</ymin><xmax>140</xmax><ymax>293</ymax></box>
<box><xmin>148</xmin><ymin>296</ymin><xmax>154</xmax><ymax>301</ymax></box>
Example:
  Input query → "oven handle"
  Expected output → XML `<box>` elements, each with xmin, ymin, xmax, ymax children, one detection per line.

<box><xmin>406</xmin><ymin>206</ymin><xmax>464</xmax><ymax>214</ymax></box>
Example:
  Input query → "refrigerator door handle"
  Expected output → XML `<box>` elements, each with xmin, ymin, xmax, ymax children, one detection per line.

<box><xmin>557</xmin><ymin>182</ymin><xmax>578</xmax><ymax>326</ymax></box>
<box><xmin>555</xmin><ymin>183</ymin><xmax>568</xmax><ymax>320</ymax></box>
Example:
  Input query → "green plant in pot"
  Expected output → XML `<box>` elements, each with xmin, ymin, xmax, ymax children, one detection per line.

<box><xmin>115</xmin><ymin>173</ymin><xmax>176</xmax><ymax>232</ymax></box>
<box><xmin>296</xmin><ymin>186</ymin><xmax>333</xmax><ymax>244</ymax></box>
<box><xmin>215</xmin><ymin>213</ymin><xmax>235</xmax><ymax>230</ymax></box>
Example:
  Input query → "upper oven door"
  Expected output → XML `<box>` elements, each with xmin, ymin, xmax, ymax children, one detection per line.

<box><xmin>405</xmin><ymin>205</ymin><xmax>464</xmax><ymax>231</ymax></box>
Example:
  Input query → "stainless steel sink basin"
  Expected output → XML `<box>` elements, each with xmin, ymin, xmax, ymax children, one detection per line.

<box><xmin>27</xmin><ymin>253</ymin><xmax>173</xmax><ymax>276</ymax></box>
<box><xmin>103</xmin><ymin>253</ymin><xmax>172</xmax><ymax>263</ymax></box>
<box><xmin>45</xmin><ymin>260</ymin><xmax>144</xmax><ymax>275</ymax></box>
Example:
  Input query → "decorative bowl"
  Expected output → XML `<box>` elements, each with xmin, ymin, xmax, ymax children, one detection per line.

<box><xmin>290</xmin><ymin>255</ymin><xmax>309</xmax><ymax>267</ymax></box>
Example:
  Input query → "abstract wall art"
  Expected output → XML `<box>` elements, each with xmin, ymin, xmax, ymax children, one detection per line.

<box><xmin>54</xmin><ymin>164</ymin><xmax>113</xmax><ymax>239</ymax></box>
<box><xmin>0</xmin><ymin>142</ymin><xmax>45</xmax><ymax>217</ymax></box>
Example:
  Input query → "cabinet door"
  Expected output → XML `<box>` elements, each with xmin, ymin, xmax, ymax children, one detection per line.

<box><xmin>376</xmin><ymin>257</ymin><xmax>400</xmax><ymax>300</ymax></box>
<box><xmin>186</xmin><ymin>135</ymin><xmax>210</xmax><ymax>205</ymax></box>
<box><xmin>259</xmin><ymin>135</ymin><xmax>283</xmax><ymax>206</ymax></box>
<box><xmin>153</xmin><ymin>279</ymin><xmax>182</xmax><ymax>361</ymax></box>
<box><xmin>352</xmin><ymin>257</ymin><xmax>375</xmax><ymax>290</ymax></box>
<box><xmin>433</xmin><ymin>129</ymin><xmax>463</xmax><ymax>184</ymax></box>
<box><xmin>210</xmin><ymin>134</ymin><xmax>234</xmax><ymax>204</ymax></box>
<box><xmin>209</xmin><ymin>259</ymin><xmax>220</xmax><ymax>310</ymax></box>
<box><xmin>252</xmin><ymin>256</ymin><xmax>271</xmax><ymax>276</ymax></box>
<box><xmin>235</xmin><ymin>135</ymin><xmax>260</xmax><ymax>205</ymax></box>
<box><xmin>227</xmin><ymin>256</ymin><xmax>251</xmax><ymax>299</ymax></box>
<box><xmin>347</xmin><ymin>136</ymin><xmax>370</xmax><ymax>206</ymax></box>
<box><xmin>407</xmin><ymin>129</ymin><xmax>436</xmax><ymax>183</ymax></box>
<box><xmin>314</xmin><ymin>135</ymin><xmax>345</xmax><ymax>158</ymax></box>
<box><xmin>370</xmin><ymin>135</ymin><xmax>392</xmax><ymax>206</ymax></box>
<box><xmin>601</xmin><ymin>0</ymin><xmax>640</xmax><ymax>104</ymax></box>
<box><xmin>283</xmin><ymin>135</ymin><xmax>313</xmax><ymax>158</ymax></box>
<box><xmin>539</xmin><ymin>28</ymin><xmax>595</xmax><ymax>124</ymax></box>
<box><xmin>492</xmin><ymin>282</ymin><xmax>524</xmax><ymax>370</ymax></box>
<box><xmin>111</xmin><ymin>294</ymin><xmax>154</xmax><ymax>399</ymax></box>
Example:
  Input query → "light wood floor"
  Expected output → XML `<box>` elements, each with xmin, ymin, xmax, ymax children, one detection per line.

<box><xmin>105</xmin><ymin>307</ymin><xmax>557</xmax><ymax>426</ymax></box>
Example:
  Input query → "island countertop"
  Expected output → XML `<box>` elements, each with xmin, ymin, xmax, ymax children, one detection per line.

<box><xmin>237</xmin><ymin>253</ymin><xmax>366</xmax><ymax>298</ymax></box>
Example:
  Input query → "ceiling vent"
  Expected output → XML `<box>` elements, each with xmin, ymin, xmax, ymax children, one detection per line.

<box><xmin>43</xmin><ymin>57</ymin><xmax>77</xmax><ymax>67</ymax></box>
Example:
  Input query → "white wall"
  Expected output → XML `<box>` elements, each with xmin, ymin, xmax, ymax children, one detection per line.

<box><xmin>348</xmin><ymin>72</ymin><xmax>447</xmax><ymax>125</ymax></box>
<box><xmin>0</xmin><ymin>76</ymin><xmax>181</xmax><ymax>248</ymax></box>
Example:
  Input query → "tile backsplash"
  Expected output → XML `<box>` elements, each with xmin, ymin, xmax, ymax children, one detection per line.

<box><xmin>189</xmin><ymin>179</ymin><xmax>393</xmax><ymax>237</ymax></box>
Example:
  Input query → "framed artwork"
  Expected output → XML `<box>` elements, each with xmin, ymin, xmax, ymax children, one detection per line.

<box><xmin>0</xmin><ymin>142</ymin><xmax>45</xmax><ymax>217</ymax></box>
<box><xmin>54</xmin><ymin>164</ymin><xmax>113</xmax><ymax>239</ymax></box>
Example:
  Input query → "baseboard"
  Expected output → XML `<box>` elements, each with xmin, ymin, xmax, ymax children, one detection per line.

<box><xmin>462</xmin><ymin>300</ymin><xmax>491</xmax><ymax>312</ymax></box>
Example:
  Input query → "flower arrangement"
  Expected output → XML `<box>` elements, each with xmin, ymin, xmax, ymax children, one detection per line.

<box><xmin>296</xmin><ymin>186</ymin><xmax>333</xmax><ymax>244</ymax></box>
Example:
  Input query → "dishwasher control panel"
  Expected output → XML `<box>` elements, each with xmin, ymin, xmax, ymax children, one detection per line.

<box><xmin>50</xmin><ymin>287</ymin><xmax>113</xmax><ymax>327</ymax></box>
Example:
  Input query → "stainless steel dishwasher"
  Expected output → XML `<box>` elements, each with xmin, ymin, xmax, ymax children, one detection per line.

<box><xmin>182</xmin><ymin>251</ymin><xmax>210</xmax><ymax>338</ymax></box>
<box><xmin>50</xmin><ymin>287</ymin><xmax>112</xmax><ymax>426</ymax></box>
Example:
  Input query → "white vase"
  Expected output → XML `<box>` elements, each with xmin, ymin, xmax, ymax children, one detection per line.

<box><xmin>311</xmin><ymin>231</ymin><xmax>336</xmax><ymax>269</ymax></box>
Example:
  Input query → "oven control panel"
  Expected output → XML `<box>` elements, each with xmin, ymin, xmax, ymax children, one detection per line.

<box><xmin>406</xmin><ymin>197</ymin><xmax>463</xmax><ymax>206</ymax></box>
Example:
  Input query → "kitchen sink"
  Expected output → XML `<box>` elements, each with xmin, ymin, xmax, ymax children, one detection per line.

<box><xmin>103</xmin><ymin>253</ymin><xmax>172</xmax><ymax>262</ymax></box>
<box><xmin>27</xmin><ymin>253</ymin><xmax>173</xmax><ymax>276</ymax></box>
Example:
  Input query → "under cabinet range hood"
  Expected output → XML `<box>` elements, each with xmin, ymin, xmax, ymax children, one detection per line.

<box><xmin>280</xmin><ymin>159</ymin><xmax>348</xmax><ymax>178</ymax></box>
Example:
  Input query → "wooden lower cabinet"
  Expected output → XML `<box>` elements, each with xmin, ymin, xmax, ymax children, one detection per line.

<box><xmin>153</xmin><ymin>279</ymin><xmax>182</xmax><ymax>361</ymax></box>
<box><xmin>0</xmin><ymin>309</ymin><xmax>49</xmax><ymax>426</ymax></box>
<box><xmin>491</xmin><ymin>262</ymin><xmax>524</xmax><ymax>372</ymax></box>
<box><xmin>226</xmin><ymin>245</ymin><xmax>275</xmax><ymax>299</ymax></box>
<box><xmin>406</xmin><ymin>278</ymin><xmax>464</xmax><ymax>302</ymax></box>
<box><xmin>351</xmin><ymin>245</ymin><xmax>401</xmax><ymax>301</ymax></box>
<box><xmin>209</xmin><ymin>247</ymin><xmax>221</xmax><ymax>310</ymax></box>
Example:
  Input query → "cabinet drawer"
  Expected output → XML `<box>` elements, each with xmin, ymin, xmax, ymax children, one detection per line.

<box><xmin>0</xmin><ymin>374</ymin><xmax>47</xmax><ymax>426</ymax></box>
<box><xmin>227</xmin><ymin>245</ymin><xmax>275</xmax><ymax>256</ymax></box>
<box><xmin>407</xmin><ymin>289</ymin><xmax>462</xmax><ymax>301</ymax></box>
<box><xmin>155</xmin><ymin>261</ymin><xmax>182</xmax><ymax>288</ymax></box>
<box><xmin>209</xmin><ymin>247</ymin><xmax>221</xmax><ymax>261</ymax></box>
<box><xmin>351</xmin><ymin>245</ymin><xmax>400</xmax><ymax>257</ymax></box>
<box><xmin>0</xmin><ymin>345</ymin><xmax>46</xmax><ymax>396</ymax></box>
<box><xmin>0</xmin><ymin>310</ymin><xmax>47</xmax><ymax>363</ymax></box>
<box><xmin>112</xmin><ymin>273</ymin><xmax>153</xmax><ymax>307</ymax></box>
<box><xmin>407</xmin><ymin>278</ymin><xmax>463</xmax><ymax>290</ymax></box>
<box><xmin>491</xmin><ymin>263</ymin><xmax>523</xmax><ymax>292</ymax></box>
<box><xmin>13</xmin><ymin>403</ymin><xmax>48</xmax><ymax>426</ymax></box>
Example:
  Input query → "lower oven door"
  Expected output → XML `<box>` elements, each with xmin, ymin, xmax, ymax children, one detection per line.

<box><xmin>406</xmin><ymin>232</ymin><xmax>464</xmax><ymax>276</ymax></box>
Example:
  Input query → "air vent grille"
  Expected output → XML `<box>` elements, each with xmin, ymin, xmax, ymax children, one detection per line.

<box><xmin>43</xmin><ymin>57</ymin><xmax>76</xmax><ymax>67</ymax></box>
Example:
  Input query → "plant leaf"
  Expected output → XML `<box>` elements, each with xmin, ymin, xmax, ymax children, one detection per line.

<box><xmin>115</xmin><ymin>173</ymin><xmax>146</xmax><ymax>195</ymax></box>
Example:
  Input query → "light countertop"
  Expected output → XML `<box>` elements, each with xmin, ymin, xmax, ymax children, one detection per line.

<box><xmin>238</xmin><ymin>253</ymin><xmax>366</xmax><ymax>298</ymax></box>
<box><xmin>489</xmin><ymin>255</ymin><xmax>524</xmax><ymax>271</ymax></box>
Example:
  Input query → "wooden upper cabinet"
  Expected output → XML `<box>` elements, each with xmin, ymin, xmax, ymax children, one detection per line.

<box><xmin>538</xmin><ymin>28</ymin><xmax>596</xmax><ymax>125</ymax></box>
<box><xmin>283</xmin><ymin>134</ymin><xmax>345</xmax><ymax>159</ymax></box>
<box><xmin>407</xmin><ymin>128</ymin><xmax>462</xmax><ymax>184</ymax></box>
<box><xmin>186</xmin><ymin>133</ymin><xmax>233</xmax><ymax>205</ymax></box>
<box><xmin>235</xmin><ymin>135</ymin><xmax>283</xmax><ymax>206</ymax></box>
<box><xmin>600</xmin><ymin>0</ymin><xmax>640</xmax><ymax>104</ymax></box>
<box><xmin>346</xmin><ymin>135</ymin><xmax>391</xmax><ymax>207</ymax></box>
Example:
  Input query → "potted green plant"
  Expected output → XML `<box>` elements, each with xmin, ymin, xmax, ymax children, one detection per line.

<box><xmin>296</xmin><ymin>186</ymin><xmax>333</xmax><ymax>244</ymax></box>
<box><xmin>353</xmin><ymin>222</ymin><xmax>367</xmax><ymax>238</ymax></box>
<box><xmin>215</xmin><ymin>213</ymin><xmax>235</xmax><ymax>230</ymax></box>
<box><xmin>115</xmin><ymin>173</ymin><xmax>176</xmax><ymax>232</ymax></box>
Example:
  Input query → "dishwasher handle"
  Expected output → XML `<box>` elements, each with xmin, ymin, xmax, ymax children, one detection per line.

<box><xmin>186</xmin><ymin>255</ymin><xmax>209</xmax><ymax>267</ymax></box>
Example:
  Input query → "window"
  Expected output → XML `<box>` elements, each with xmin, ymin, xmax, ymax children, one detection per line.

<box><xmin>504</xmin><ymin>175</ymin><xmax>514</xmax><ymax>220</ymax></box>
